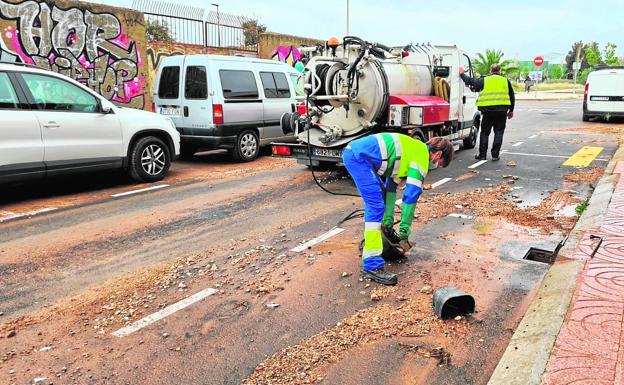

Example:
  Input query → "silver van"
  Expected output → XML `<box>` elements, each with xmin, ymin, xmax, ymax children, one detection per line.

<box><xmin>153</xmin><ymin>55</ymin><xmax>302</xmax><ymax>161</ymax></box>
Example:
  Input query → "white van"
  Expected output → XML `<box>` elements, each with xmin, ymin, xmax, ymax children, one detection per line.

<box><xmin>583</xmin><ymin>67</ymin><xmax>624</xmax><ymax>121</ymax></box>
<box><xmin>153</xmin><ymin>55</ymin><xmax>303</xmax><ymax>161</ymax></box>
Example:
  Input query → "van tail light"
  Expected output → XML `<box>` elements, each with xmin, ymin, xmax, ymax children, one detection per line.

<box><xmin>584</xmin><ymin>83</ymin><xmax>589</xmax><ymax>102</ymax></box>
<box><xmin>272</xmin><ymin>145</ymin><xmax>292</xmax><ymax>156</ymax></box>
<box><xmin>296</xmin><ymin>102</ymin><xmax>307</xmax><ymax>115</ymax></box>
<box><xmin>151</xmin><ymin>102</ymin><xmax>155</xmax><ymax>112</ymax></box>
<box><xmin>213</xmin><ymin>104</ymin><xmax>224</xmax><ymax>124</ymax></box>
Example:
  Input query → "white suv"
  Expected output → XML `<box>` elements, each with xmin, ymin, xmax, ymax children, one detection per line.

<box><xmin>0</xmin><ymin>62</ymin><xmax>180</xmax><ymax>184</ymax></box>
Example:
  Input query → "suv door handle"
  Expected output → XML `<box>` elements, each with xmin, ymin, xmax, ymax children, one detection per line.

<box><xmin>43</xmin><ymin>121</ymin><xmax>60</xmax><ymax>129</ymax></box>
<box><xmin>183</xmin><ymin>106</ymin><xmax>189</xmax><ymax>117</ymax></box>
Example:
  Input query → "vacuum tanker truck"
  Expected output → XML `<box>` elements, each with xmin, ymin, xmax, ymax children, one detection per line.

<box><xmin>271</xmin><ymin>36</ymin><xmax>481</xmax><ymax>167</ymax></box>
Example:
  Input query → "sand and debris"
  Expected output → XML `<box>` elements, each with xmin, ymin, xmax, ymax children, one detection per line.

<box><xmin>563</xmin><ymin>167</ymin><xmax>605</xmax><ymax>184</ymax></box>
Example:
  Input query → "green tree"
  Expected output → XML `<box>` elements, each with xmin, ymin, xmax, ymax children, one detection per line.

<box><xmin>241</xmin><ymin>19</ymin><xmax>267</xmax><ymax>46</ymax></box>
<box><xmin>549</xmin><ymin>65</ymin><xmax>564</xmax><ymax>80</ymax></box>
<box><xmin>473</xmin><ymin>49</ymin><xmax>512</xmax><ymax>76</ymax></box>
<box><xmin>585</xmin><ymin>42</ymin><xmax>602</xmax><ymax>67</ymax></box>
<box><xmin>565</xmin><ymin>41</ymin><xmax>588</xmax><ymax>76</ymax></box>
<box><xmin>146</xmin><ymin>20</ymin><xmax>173</xmax><ymax>42</ymax></box>
<box><xmin>604</xmin><ymin>43</ymin><xmax>621</xmax><ymax>65</ymax></box>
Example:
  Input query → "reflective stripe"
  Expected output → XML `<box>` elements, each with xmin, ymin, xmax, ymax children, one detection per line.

<box><xmin>362</xmin><ymin>248</ymin><xmax>383</xmax><ymax>258</ymax></box>
<box><xmin>410</xmin><ymin>161</ymin><xmax>427</xmax><ymax>178</ymax></box>
<box><xmin>375</xmin><ymin>135</ymin><xmax>388</xmax><ymax>176</ymax></box>
<box><xmin>365</xmin><ymin>222</ymin><xmax>382</xmax><ymax>230</ymax></box>
<box><xmin>406</xmin><ymin>177</ymin><xmax>423</xmax><ymax>188</ymax></box>
<box><xmin>390</xmin><ymin>134</ymin><xmax>402</xmax><ymax>177</ymax></box>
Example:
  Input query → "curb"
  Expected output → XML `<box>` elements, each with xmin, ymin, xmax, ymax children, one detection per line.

<box><xmin>515</xmin><ymin>96</ymin><xmax>583</xmax><ymax>102</ymax></box>
<box><xmin>486</xmin><ymin>144</ymin><xmax>624</xmax><ymax>385</ymax></box>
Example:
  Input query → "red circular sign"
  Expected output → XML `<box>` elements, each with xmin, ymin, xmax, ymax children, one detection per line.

<box><xmin>534</xmin><ymin>56</ymin><xmax>544</xmax><ymax>67</ymax></box>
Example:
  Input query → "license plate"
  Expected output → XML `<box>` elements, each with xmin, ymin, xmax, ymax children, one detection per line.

<box><xmin>159</xmin><ymin>107</ymin><xmax>180</xmax><ymax>116</ymax></box>
<box><xmin>313</xmin><ymin>148</ymin><xmax>342</xmax><ymax>158</ymax></box>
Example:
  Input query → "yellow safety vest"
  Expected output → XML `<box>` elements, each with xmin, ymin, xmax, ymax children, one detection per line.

<box><xmin>476</xmin><ymin>75</ymin><xmax>511</xmax><ymax>107</ymax></box>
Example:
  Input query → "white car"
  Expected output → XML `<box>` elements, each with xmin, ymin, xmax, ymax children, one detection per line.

<box><xmin>0</xmin><ymin>62</ymin><xmax>180</xmax><ymax>184</ymax></box>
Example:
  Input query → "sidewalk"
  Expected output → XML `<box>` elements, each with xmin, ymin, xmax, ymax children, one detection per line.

<box><xmin>515</xmin><ymin>90</ymin><xmax>583</xmax><ymax>101</ymax></box>
<box><xmin>488</xmin><ymin>145</ymin><xmax>624</xmax><ymax>385</ymax></box>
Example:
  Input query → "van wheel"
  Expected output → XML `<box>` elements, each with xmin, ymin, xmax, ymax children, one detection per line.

<box><xmin>129</xmin><ymin>136</ymin><xmax>171</xmax><ymax>182</ymax></box>
<box><xmin>582</xmin><ymin>114</ymin><xmax>590</xmax><ymax>122</ymax></box>
<box><xmin>233</xmin><ymin>130</ymin><xmax>259</xmax><ymax>162</ymax></box>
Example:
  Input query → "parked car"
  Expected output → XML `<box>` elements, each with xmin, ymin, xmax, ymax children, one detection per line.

<box><xmin>583</xmin><ymin>66</ymin><xmax>624</xmax><ymax>121</ymax></box>
<box><xmin>153</xmin><ymin>55</ymin><xmax>302</xmax><ymax>161</ymax></box>
<box><xmin>0</xmin><ymin>62</ymin><xmax>180</xmax><ymax>184</ymax></box>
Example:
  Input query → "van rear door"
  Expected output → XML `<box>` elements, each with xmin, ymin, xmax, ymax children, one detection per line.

<box><xmin>182</xmin><ymin>57</ymin><xmax>211</xmax><ymax>133</ymax></box>
<box><xmin>154</xmin><ymin>57</ymin><xmax>184</xmax><ymax>132</ymax></box>
<box><xmin>588</xmin><ymin>70</ymin><xmax>624</xmax><ymax>114</ymax></box>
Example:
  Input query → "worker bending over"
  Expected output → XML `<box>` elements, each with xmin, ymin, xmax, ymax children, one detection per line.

<box><xmin>342</xmin><ymin>133</ymin><xmax>454</xmax><ymax>285</ymax></box>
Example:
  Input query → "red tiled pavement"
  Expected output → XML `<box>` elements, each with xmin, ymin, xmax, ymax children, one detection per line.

<box><xmin>542</xmin><ymin>169</ymin><xmax>624</xmax><ymax>385</ymax></box>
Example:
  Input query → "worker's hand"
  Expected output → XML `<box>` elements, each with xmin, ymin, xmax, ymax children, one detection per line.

<box><xmin>398</xmin><ymin>227</ymin><xmax>410</xmax><ymax>241</ymax></box>
<box><xmin>507</xmin><ymin>111</ymin><xmax>514</xmax><ymax>119</ymax></box>
<box><xmin>459</xmin><ymin>66</ymin><xmax>466</xmax><ymax>75</ymax></box>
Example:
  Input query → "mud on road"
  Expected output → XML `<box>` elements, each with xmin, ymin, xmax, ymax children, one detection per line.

<box><xmin>0</xmin><ymin>111</ymin><xmax>621</xmax><ymax>385</ymax></box>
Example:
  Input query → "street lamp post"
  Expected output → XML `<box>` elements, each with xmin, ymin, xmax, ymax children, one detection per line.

<box><xmin>346</xmin><ymin>0</ymin><xmax>349</xmax><ymax>36</ymax></box>
<box><xmin>211</xmin><ymin>3</ymin><xmax>221</xmax><ymax>47</ymax></box>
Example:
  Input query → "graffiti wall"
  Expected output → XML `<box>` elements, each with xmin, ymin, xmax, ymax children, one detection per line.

<box><xmin>259</xmin><ymin>31</ymin><xmax>321</xmax><ymax>69</ymax></box>
<box><xmin>0</xmin><ymin>0</ymin><xmax>149</xmax><ymax>109</ymax></box>
<box><xmin>271</xmin><ymin>45</ymin><xmax>304</xmax><ymax>72</ymax></box>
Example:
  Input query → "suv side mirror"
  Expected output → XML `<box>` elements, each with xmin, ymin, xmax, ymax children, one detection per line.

<box><xmin>100</xmin><ymin>100</ymin><xmax>114</xmax><ymax>114</ymax></box>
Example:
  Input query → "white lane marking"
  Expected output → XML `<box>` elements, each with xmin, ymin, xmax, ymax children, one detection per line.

<box><xmin>528</xmin><ymin>134</ymin><xmax>538</xmax><ymax>139</ymax></box>
<box><xmin>468</xmin><ymin>160</ymin><xmax>487</xmax><ymax>169</ymax></box>
<box><xmin>448</xmin><ymin>213</ymin><xmax>473</xmax><ymax>219</ymax></box>
<box><xmin>111</xmin><ymin>184</ymin><xmax>169</xmax><ymax>198</ymax></box>
<box><xmin>0</xmin><ymin>208</ymin><xmax>58</xmax><ymax>222</ymax></box>
<box><xmin>512</xmin><ymin>142</ymin><xmax>524</xmax><ymax>147</ymax></box>
<box><xmin>500</xmin><ymin>150</ymin><xmax>609</xmax><ymax>162</ymax></box>
<box><xmin>291</xmin><ymin>227</ymin><xmax>345</xmax><ymax>253</ymax></box>
<box><xmin>431</xmin><ymin>177</ymin><xmax>452</xmax><ymax>189</ymax></box>
<box><xmin>112</xmin><ymin>287</ymin><xmax>218</xmax><ymax>337</ymax></box>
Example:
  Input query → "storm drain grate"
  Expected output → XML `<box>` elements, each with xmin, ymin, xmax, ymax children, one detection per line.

<box><xmin>524</xmin><ymin>247</ymin><xmax>556</xmax><ymax>264</ymax></box>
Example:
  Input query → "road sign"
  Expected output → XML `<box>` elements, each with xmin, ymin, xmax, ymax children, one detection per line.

<box><xmin>534</xmin><ymin>56</ymin><xmax>544</xmax><ymax>67</ymax></box>
<box><xmin>529</xmin><ymin>71</ymin><xmax>543</xmax><ymax>81</ymax></box>
<box><xmin>573</xmin><ymin>61</ymin><xmax>580</xmax><ymax>70</ymax></box>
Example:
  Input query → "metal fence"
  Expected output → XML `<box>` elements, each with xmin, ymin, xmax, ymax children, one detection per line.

<box><xmin>133</xmin><ymin>0</ymin><xmax>258</xmax><ymax>53</ymax></box>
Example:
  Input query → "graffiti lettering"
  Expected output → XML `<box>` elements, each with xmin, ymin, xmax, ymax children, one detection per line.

<box><xmin>271</xmin><ymin>45</ymin><xmax>304</xmax><ymax>72</ymax></box>
<box><xmin>0</xmin><ymin>0</ymin><xmax>145</xmax><ymax>109</ymax></box>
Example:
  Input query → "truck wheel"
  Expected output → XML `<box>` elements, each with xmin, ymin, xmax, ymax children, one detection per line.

<box><xmin>582</xmin><ymin>114</ymin><xmax>589</xmax><ymax>122</ymax></box>
<box><xmin>129</xmin><ymin>136</ymin><xmax>171</xmax><ymax>182</ymax></box>
<box><xmin>233</xmin><ymin>130</ymin><xmax>259</xmax><ymax>162</ymax></box>
<box><xmin>463</xmin><ymin>116</ymin><xmax>480</xmax><ymax>149</ymax></box>
<box><xmin>410</xmin><ymin>129</ymin><xmax>426</xmax><ymax>142</ymax></box>
<box><xmin>179</xmin><ymin>144</ymin><xmax>197</xmax><ymax>159</ymax></box>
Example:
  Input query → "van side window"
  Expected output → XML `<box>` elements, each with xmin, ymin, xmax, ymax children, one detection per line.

<box><xmin>260</xmin><ymin>72</ymin><xmax>291</xmax><ymax>99</ymax></box>
<box><xmin>185</xmin><ymin>66</ymin><xmax>207</xmax><ymax>99</ymax></box>
<box><xmin>219</xmin><ymin>70</ymin><xmax>258</xmax><ymax>99</ymax></box>
<box><xmin>159</xmin><ymin>66</ymin><xmax>180</xmax><ymax>99</ymax></box>
<box><xmin>0</xmin><ymin>72</ymin><xmax>19</xmax><ymax>109</ymax></box>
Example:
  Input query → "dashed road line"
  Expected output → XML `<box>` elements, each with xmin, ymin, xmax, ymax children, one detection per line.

<box><xmin>0</xmin><ymin>207</ymin><xmax>58</xmax><ymax>223</ymax></box>
<box><xmin>112</xmin><ymin>287</ymin><xmax>218</xmax><ymax>337</ymax></box>
<box><xmin>468</xmin><ymin>160</ymin><xmax>488</xmax><ymax>169</ymax></box>
<box><xmin>528</xmin><ymin>134</ymin><xmax>538</xmax><ymax>139</ymax></box>
<box><xmin>291</xmin><ymin>227</ymin><xmax>346</xmax><ymax>253</ymax></box>
<box><xmin>512</xmin><ymin>142</ymin><xmax>524</xmax><ymax>147</ymax></box>
<box><xmin>431</xmin><ymin>177</ymin><xmax>452</xmax><ymax>189</ymax></box>
<box><xmin>500</xmin><ymin>150</ymin><xmax>609</xmax><ymax>162</ymax></box>
<box><xmin>111</xmin><ymin>184</ymin><xmax>169</xmax><ymax>198</ymax></box>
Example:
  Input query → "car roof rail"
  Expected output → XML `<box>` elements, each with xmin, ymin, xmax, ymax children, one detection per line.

<box><xmin>0</xmin><ymin>60</ymin><xmax>38</xmax><ymax>68</ymax></box>
<box><xmin>595</xmin><ymin>65</ymin><xmax>624</xmax><ymax>70</ymax></box>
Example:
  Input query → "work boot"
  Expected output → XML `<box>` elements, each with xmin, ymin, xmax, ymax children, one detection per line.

<box><xmin>492</xmin><ymin>156</ymin><xmax>500</xmax><ymax>161</ymax></box>
<box><xmin>362</xmin><ymin>268</ymin><xmax>398</xmax><ymax>285</ymax></box>
<box><xmin>475</xmin><ymin>154</ymin><xmax>486</xmax><ymax>160</ymax></box>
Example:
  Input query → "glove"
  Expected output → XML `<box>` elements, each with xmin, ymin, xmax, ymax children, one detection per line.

<box><xmin>398</xmin><ymin>227</ymin><xmax>411</xmax><ymax>241</ymax></box>
<box><xmin>382</xmin><ymin>191</ymin><xmax>397</xmax><ymax>228</ymax></box>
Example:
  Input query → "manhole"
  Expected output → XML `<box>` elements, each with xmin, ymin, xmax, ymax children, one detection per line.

<box><xmin>524</xmin><ymin>247</ymin><xmax>556</xmax><ymax>264</ymax></box>
<box><xmin>523</xmin><ymin>236</ymin><xmax>568</xmax><ymax>264</ymax></box>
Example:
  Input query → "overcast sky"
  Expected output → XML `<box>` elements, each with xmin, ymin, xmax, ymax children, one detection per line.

<box><xmin>87</xmin><ymin>0</ymin><xmax>623</xmax><ymax>63</ymax></box>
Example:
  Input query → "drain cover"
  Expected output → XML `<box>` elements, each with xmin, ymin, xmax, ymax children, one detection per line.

<box><xmin>524</xmin><ymin>247</ymin><xmax>555</xmax><ymax>264</ymax></box>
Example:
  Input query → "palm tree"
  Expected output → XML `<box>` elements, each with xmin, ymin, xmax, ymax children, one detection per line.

<box><xmin>473</xmin><ymin>49</ymin><xmax>512</xmax><ymax>76</ymax></box>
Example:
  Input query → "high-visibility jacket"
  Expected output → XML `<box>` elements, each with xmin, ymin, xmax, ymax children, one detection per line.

<box><xmin>348</xmin><ymin>133</ymin><xmax>429</xmax><ymax>236</ymax></box>
<box><xmin>476</xmin><ymin>74</ymin><xmax>511</xmax><ymax>107</ymax></box>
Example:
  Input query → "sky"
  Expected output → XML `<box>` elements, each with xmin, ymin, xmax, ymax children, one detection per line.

<box><xmin>87</xmin><ymin>0</ymin><xmax>624</xmax><ymax>63</ymax></box>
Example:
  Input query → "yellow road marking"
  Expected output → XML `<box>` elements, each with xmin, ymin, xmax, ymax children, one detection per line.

<box><xmin>563</xmin><ymin>146</ymin><xmax>603</xmax><ymax>167</ymax></box>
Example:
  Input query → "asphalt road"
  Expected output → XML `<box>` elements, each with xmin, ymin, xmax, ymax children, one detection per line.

<box><xmin>0</xmin><ymin>100</ymin><xmax>621</xmax><ymax>385</ymax></box>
